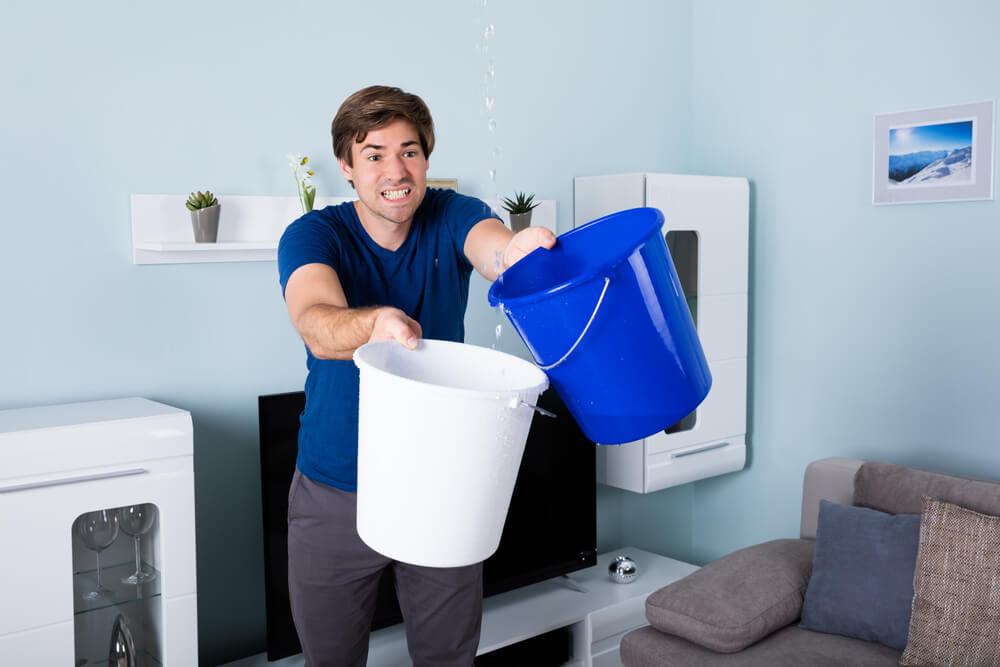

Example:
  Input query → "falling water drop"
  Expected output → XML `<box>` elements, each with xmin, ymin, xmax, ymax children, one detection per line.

<box><xmin>492</xmin><ymin>146</ymin><xmax>503</xmax><ymax>161</ymax></box>
<box><xmin>485</xmin><ymin>95</ymin><xmax>494</xmax><ymax>111</ymax></box>
<box><xmin>484</xmin><ymin>24</ymin><xmax>495</xmax><ymax>39</ymax></box>
<box><xmin>486</xmin><ymin>61</ymin><xmax>495</xmax><ymax>81</ymax></box>
<box><xmin>488</xmin><ymin>118</ymin><xmax>496</xmax><ymax>133</ymax></box>
<box><xmin>489</xmin><ymin>168</ymin><xmax>496</xmax><ymax>183</ymax></box>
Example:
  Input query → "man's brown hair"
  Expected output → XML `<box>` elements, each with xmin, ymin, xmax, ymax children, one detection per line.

<box><xmin>331</xmin><ymin>86</ymin><xmax>435</xmax><ymax>168</ymax></box>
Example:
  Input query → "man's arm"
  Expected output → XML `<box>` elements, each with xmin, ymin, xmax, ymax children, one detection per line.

<box><xmin>464</xmin><ymin>218</ymin><xmax>556</xmax><ymax>281</ymax></box>
<box><xmin>284</xmin><ymin>263</ymin><xmax>422</xmax><ymax>360</ymax></box>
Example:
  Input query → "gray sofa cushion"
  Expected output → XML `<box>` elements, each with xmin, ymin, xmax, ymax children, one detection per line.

<box><xmin>799</xmin><ymin>500</ymin><xmax>920</xmax><ymax>650</ymax></box>
<box><xmin>854</xmin><ymin>461</ymin><xmax>1000</xmax><ymax>516</ymax></box>
<box><xmin>621</xmin><ymin>624</ymin><xmax>902</xmax><ymax>667</ymax></box>
<box><xmin>644</xmin><ymin>539</ymin><xmax>814</xmax><ymax>653</ymax></box>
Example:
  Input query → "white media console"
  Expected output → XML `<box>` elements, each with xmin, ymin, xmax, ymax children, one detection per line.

<box><xmin>223</xmin><ymin>548</ymin><xmax>697</xmax><ymax>667</ymax></box>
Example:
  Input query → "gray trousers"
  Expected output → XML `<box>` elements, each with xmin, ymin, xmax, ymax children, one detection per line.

<box><xmin>287</xmin><ymin>468</ymin><xmax>484</xmax><ymax>667</ymax></box>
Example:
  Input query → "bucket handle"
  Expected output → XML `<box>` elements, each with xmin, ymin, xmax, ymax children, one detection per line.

<box><xmin>538</xmin><ymin>276</ymin><xmax>611</xmax><ymax>371</ymax></box>
<box><xmin>514</xmin><ymin>401</ymin><xmax>558</xmax><ymax>417</ymax></box>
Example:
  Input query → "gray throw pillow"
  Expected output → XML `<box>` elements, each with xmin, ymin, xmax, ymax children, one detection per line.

<box><xmin>645</xmin><ymin>538</ymin><xmax>815</xmax><ymax>653</ymax></box>
<box><xmin>799</xmin><ymin>500</ymin><xmax>919</xmax><ymax>650</ymax></box>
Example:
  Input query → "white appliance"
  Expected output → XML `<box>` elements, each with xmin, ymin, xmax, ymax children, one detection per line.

<box><xmin>574</xmin><ymin>173</ymin><xmax>749</xmax><ymax>493</ymax></box>
<box><xmin>0</xmin><ymin>397</ymin><xmax>198</xmax><ymax>664</ymax></box>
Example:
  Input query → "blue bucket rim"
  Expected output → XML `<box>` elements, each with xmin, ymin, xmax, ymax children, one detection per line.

<box><xmin>488</xmin><ymin>206</ymin><xmax>664</xmax><ymax>308</ymax></box>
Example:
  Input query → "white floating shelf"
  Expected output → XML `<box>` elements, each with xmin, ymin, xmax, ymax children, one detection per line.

<box><xmin>132</xmin><ymin>241</ymin><xmax>280</xmax><ymax>264</ymax></box>
<box><xmin>136</xmin><ymin>241</ymin><xmax>279</xmax><ymax>251</ymax></box>
<box><xmin>131</xmin><ymin>194</ymin><xmax>350</xmax><ymax>265</ymax></box>
<box><xmin>131</xmin><ymin>194</ymin><xmax>556</xmax><ymax>265</ymax></box>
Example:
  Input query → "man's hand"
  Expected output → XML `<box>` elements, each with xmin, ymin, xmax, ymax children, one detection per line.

<box><xmin>370</xmin><ymin>307</ymin><xmax>422</xmax><ymax>350</ymax></box>
<box><xmin>503</xmin><ymin>226</ymin><xmax>557</xmax><ymax>269</ymax></box>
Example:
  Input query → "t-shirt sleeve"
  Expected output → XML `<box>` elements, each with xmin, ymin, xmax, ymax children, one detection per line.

<box><xmin>277</xmin><ymin>212</ymin><xmax>342</xmax><ymax>299</ymax></box>
<box><xmin>436</xmin><ymin>189</ymin><xmax>501</xmax><ymax>267</ymax></box>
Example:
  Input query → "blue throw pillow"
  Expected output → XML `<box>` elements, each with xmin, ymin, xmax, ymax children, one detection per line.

<box><xmin>799</xmin><ymin>500</ymin><xmax>920</xmax><ymax>651</ymax></box>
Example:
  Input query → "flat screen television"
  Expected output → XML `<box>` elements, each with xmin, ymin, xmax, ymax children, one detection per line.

<box><xmin>258</xmin><ymin>387</ymin><xmax>597</xmax><ymax>661</ymax></box>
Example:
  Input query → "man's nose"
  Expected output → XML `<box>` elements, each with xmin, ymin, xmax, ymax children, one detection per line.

<box><xmin>384</xmin><ymin>154</ymin><xmax>407</xmax><ymax>180</ymax></box>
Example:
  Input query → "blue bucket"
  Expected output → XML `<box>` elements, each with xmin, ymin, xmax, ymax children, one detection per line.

<box><xmin>488</xmin><ymin>207</ymin><xmax>711</xmax><ymax>444</ymax></box>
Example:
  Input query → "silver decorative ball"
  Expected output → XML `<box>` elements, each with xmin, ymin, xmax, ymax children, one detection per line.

<box><xmin>608</xmin><ymin>555</ymin><xmax>639</xmax><ymax>584</ymax></box>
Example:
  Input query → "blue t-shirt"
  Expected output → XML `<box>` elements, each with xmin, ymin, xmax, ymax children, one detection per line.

<box><xmin>277</xmin><ymin>188</ymin><xmax>496</xmax><ymax>491</ymax></box>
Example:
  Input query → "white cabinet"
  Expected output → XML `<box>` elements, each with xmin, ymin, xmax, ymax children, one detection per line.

<box><xmin>0</xmin><ymin>398</ymin><xmax>198</xmax><ymax>665</ymax></box>
<box><xmin>574</xmin><ymin>173</ymin><xmax>749</xmax><ymax>493</ymax></box>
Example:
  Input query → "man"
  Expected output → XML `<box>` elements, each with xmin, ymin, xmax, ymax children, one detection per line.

<box><xmin>277</xmin><ymin>85</ymin><xmax>555</xmax><ymax>666</ymax></box>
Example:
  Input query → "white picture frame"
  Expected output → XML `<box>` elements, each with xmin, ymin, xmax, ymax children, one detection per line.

<box><xmin>873</xmin><ymin>100</ymin><xmax>994</xmax><ymax>205</ymax></box>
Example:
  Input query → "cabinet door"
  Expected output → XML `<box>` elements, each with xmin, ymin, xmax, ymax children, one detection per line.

<box><xmin>574</xmin><ymin>173</ymin><xmax>646</xmax><ymax>227</ymax></box>
<box><xmin>0</xmin><ymin>455</ymin><xmax>195</xmax><ymax>636</ymax></box>
<box><xmin>0</xmin><ymin>620</ymin><xmax>74</xmax><ymax>664</ymax></box>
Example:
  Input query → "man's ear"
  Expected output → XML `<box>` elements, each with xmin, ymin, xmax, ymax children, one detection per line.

<box><xmin>338</xmin><ymin>157</ymin><xmax>356</xmax><ymax>189</ymax></box>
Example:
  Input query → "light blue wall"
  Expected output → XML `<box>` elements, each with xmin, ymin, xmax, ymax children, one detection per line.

<box><xmin>16</xmin><ymin>1</ymin><xmax>997</xmax><ymax>663</ymax></box>
<box><xmin>0</xmin><ymin>1</ymin><xmax>693</xmax><ymax>663</ymax></box>
<box><xmin>689</xmin><ymin>0</ymin><xmax>1000</xmax><ymax>563</ymax></box>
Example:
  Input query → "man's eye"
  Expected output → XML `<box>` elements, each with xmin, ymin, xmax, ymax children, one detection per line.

<box><xmin>367</xmin><ymin>154</ymin><xmax>380</xmax><ymax>162</ymax></box>
<box><xmin>403</xmin><ymin>150</ymin><xmax>418</xmax><ymax>158</ymax></box>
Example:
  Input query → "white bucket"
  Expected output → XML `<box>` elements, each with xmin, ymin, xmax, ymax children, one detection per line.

<box><xmin>353</xmin><ymin>339</ymin><xmax>549</xmax><ymax>567</ymax></box>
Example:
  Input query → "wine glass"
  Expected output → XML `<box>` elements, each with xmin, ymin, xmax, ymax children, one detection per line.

<box><xmin>73</xmin><ymin>510</ymin><xmax>120</xmax><ymax>600</ymax></box>
<box><xmin>117</xmin><ymin>504</ymin><xmax>157</xmax><ymax>584</ymax></box>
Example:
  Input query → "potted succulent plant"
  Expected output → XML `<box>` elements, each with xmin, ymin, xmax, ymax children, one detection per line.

<box><xmin>501</xmin><ymin>192</ymin><xmax>540</xmax><ymax>233</ymax></box>
<box><xmin>186</xmin><ymin>190</ymin><xmax>220</xmax><ymax>243</ymax></box>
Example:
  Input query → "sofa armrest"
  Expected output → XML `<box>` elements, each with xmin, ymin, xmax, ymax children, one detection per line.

<box><xmin>800</xmin><ymin>457</ymin><xmax>864</xmax><ymax>539</ymax></box>
<box><xmin>644</xmin><ymin>538</ymin><xmax>815</xmax><ymax>653</ymax></box>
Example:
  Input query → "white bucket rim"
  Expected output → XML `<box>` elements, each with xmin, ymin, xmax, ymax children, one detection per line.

<box><xmin>353</xmin><ymin>339</ymin><xmax>549</xmax><ymax>402</ymax></box>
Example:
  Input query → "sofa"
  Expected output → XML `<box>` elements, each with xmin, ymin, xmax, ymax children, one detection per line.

<box><xmin>620</xmin><ymin>457</ymin><xmax>1000</xmax><ymax>667</ymax></box>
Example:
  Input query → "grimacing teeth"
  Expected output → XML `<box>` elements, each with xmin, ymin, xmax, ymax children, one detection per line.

<box><xmin>382</xmin><ymin>188</ymin><xmax>411</xmax><ymax>200</ymax></box>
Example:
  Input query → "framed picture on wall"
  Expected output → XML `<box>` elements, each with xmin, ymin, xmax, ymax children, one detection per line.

<box><xmin>427</xmin><ymin>178</ymin><xmax>458</xmax><ymax>191</ymax></box>
<box><xmin>872</xmin><ymin>100</ymin><xmax>994</xmax><ymax>204</ymax></box>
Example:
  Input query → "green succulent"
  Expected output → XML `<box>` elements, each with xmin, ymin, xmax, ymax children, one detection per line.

<box><xmin>185</xmin><ymin>190</ymin><xmax>219</xmax><ymax>211</ymax></box>
<box><xmin>501</xmin><ymin>191</ymin><xmax>539</xmax><ymax>214</ymax></box>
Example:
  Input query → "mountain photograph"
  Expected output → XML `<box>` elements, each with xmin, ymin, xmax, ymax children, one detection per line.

<box><xmin>888</xmin><ymin>119</ymin><xmax>973</xmax><ymax>186</ymax></box>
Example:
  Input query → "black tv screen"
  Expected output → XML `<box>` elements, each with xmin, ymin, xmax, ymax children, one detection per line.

<box><xmin>258</xmin><ymin>388</ymin><xmax>597</xmax><ymax>661</ymax></box>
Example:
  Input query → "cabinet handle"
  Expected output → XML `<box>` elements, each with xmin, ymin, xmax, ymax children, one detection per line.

<box><xmin>0</xmin><ymin>467</ymin><xmax>149</xmax><ymax>493</ymax></box>
<box><xmin>669</xmin><ymin>442</ymin><xmax>730</xmax><ymax>459</ymax></box>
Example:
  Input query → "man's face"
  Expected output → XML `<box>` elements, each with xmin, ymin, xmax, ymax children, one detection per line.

<box><xmin>339</xmin><ymin>118</ymin><xmax>428</xmax><ymax>230</ymax></box>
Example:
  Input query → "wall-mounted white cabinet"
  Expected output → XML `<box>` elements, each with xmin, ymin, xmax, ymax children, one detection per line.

<box><xmin>131</xmin><ymin>194</ymin><xmax>557</xmax><ymax>265</ymax></box>
<box><xmin>574</xmin><ymin>173</ymin><xmax>749</xmax><ymax>493</ymax></box>
<box><xmin>0</xmin><ymin>398</ymin><xmax>199</xmax><ymax>665</ymax></box>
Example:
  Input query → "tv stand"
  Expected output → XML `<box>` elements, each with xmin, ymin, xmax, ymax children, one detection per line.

<box><xmin>554</xmin><ymin>574</ymin><xmax>589</xmax><ymax>594</ymax></box>
<box><xmin>222</xmin><ymin>548</ymin><xmax>697</xmax><ymax>667</ymax></box>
